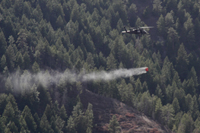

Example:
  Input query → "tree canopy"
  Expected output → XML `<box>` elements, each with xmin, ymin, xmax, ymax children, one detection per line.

<box><xmin>0</xmin><ymin>0</ymin><xmax>200</xmax><ymax>132</ymax></box>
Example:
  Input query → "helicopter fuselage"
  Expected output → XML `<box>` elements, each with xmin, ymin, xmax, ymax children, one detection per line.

<box><xmin>122</xmin><ymin>27</ymin><xmax>150</xmax><ymax>35</ymax></box>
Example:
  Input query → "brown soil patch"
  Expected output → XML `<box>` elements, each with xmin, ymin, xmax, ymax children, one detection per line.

<box><xmin>80</xmin><ymin>89</ymin><xmax>168</xmax><ymax>133</ymax></box>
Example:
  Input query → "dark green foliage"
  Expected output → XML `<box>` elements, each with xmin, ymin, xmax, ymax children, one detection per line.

<box><xmin>23</xmin><ymin>52</ymin><xmax>31</xmax><ymax>69</ymax></box>
<box><xmin>155</xmin><ymin>98</ymin><xmax>162</xmax><ymax>120</ymax></box>
<box><xmin>166</xmin><ymin>27</ymin><xmax>179</xmax><ymax>60</ymax></box>
<box><xmin>118</xmin><ymin>80</ymin><xmax>134</xmax><ymax>105</ymax></box>
<box><xmin>156</xmin><ymin>14</ymin><xmax>165</xmax><ymax>36</ymax></box>
<box><xmin>176</xmin><ymin>44</ymin><xmax>189</xmax><ymax>81</ymax></box>
<box><xmin>152</xmin><ymin>0</ymin><xmax>162</xmax><ymax>15</ymax></box>
<box><xmin>161</xmin><ymin>104</ymin><xmax>174</xmax><ymax>128</ymax></box>
<box><xmin>1</xmin><ymin>55</ymin><xmax>7</xmax><ymax>71</ymax></box>
<box><xmin>32</xmin><ymin>61</ymin><xmax>40</xmax><ymax>73</ymax></box>
<box><xmin>166</xmin><ymin>0</ymin><xmax>177</xmax><ymax>13</ymax></box>
<box><xmin>60</xmin><ymin>105</ymin><xmax>67</xmax><ymax>121</ymax></box>
<box><xmin>0</xmin><ymin>31</ymin><xmax>7</xmax><ymax>57</ymax></box>
<box><xmin>177</xmin><ymin>113</ymin><xmax>194</xmax><ymax>133</ymax></box>
<box><xmin>109</xmin><ymin>115</ymin><xmax>121</xmax><ymax>133</ymax></box>
<box><xmin>0</xmin><ymin>116</ymin><xmax>5</xmax><ymax>132</ymax></box>
<box><xmin>21</xmin><ymin>106</ymin><xmax>37</xmax><ymax>132</ymax></box>
<box><xmin>66</xmin><ymin>101</ymin><xmax>94</xmax><ymax>133</ymax></box>
<box><xmin>0</xmin><ymin>0</ymin><xmax>200</xmax><ymax>132</ymax></box>
<box><xmin>5</xmin><ymin>44</ymin><xmax>16</xmax><ymax>71</ymax></box>
<box><xmin>172</xmin><ymin>98</ymin><xmax>180</xmax><ymax>114</ymax></box>
<box><xmin>16</xmin><ymin>52</ymin><xmax>24</xmax><ymax>69</ymax></box>
<box><xmin>40</xmin><ymin>114</ymin><xmax>53</xmax><ymax>133</ymax></box>
<box><xmin>106</xmin><ymin>53</ymin><xmax>117</xmax><ymax>70</ymax></box>
<box><xmin>128</xmin><ymin>4</ymin><xmax>137</xmax><ymax>25</ymax></box>
<box><xmin>137</xmin><ymin>91</ymin><xmax>154</xmax><ymax>116</ymax></box>
<box><xmin>85</xmin><ymin>103</ymin><xmax>94</xmax><ymax>132</ymax></box>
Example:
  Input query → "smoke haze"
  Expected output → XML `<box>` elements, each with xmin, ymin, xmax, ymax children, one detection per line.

<box><xmin>4</xmin><ymin>67</ymin><xmax>147</xmax><ymax>93</ymax></box>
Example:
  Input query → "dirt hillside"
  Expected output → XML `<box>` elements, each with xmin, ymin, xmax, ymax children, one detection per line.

<box><xmin>80</xmin><ymin>89</ymin><xmax>170</xmax><ymax>133</ymax></box>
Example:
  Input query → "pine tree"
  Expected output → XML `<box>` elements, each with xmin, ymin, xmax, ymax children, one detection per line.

<box><xmin>161</xmin><ymin>104</ymin><xmax>174</xmax><ymax>128</ymax></box>
<box><xmin>23</xmin><ymin>1</ymin><xmax>32</xmax><ymax>18</ymax></box>
<box><xmin>21</xmin><ymin>106</ymin><xmax>37</xmax><ymax>132</ymax></box>
<box><xmin>155</xmin><ymin>98</ymin><xmax>163</xmax><ymax>121</ymax></box>
<box><xmin>174</xmin><ymin>88</ymin><xmax>185</xmax><ymax>110</ymax></box>
<box><xmin>155</xmin><ymin>85</ymin><xmax>163</xmax><ymax>100</ymax></box>
<box><xmin>176</xmin><ymin>44</ymin><xmax>189</xmax><ymax>80</ymax></box>
<box><xmin>40</xmin><ymin>114</ymin><xmax>53</xmax><ymax>133</ymax></box>
<box><xmin>16</xmin><ymin>29</ymin><xmax>28</xmax><ymax>54</ymax></box>
<box><xmin>153</xmin><ymin>0</ymin><xmax>162</xmax><ymax>15</ymax></box>
<box><xmin>51</xmin><ymin>115</ymin><xmax>65</xmax><ymax>133</ymax></box>
<box><xmin>161</xmin><ymin>56</ymin><xmax>174</xmax><ymax>87</ymax></box>
<box><xmin>4</xmin><ymin>126</ymin><xmax>12</xmax><ymax>133</ymax></box>
<box><xmin>5</xmin><ymin>77</ymin><xmax>13</xmax><ymax>93</ymax></box>
<box><xmin>5</xmin><ymin>45</ymin><xmax>16</xmax><ymax>71</ymax></box>
<box><xmin>118</xmin><ymin>80</ymin><xmax>134</xmax><ymax>104</ymax></box>
<box><xmin>165</xmin><ymin>85</ymin><xmax>173</xmax><ymax>103</ymax></box>
<box><xmin>194</xmin><ymin>18</ymin><xmax>200</xmax><ymax>44</ymax></box>
<box><xmin>106</xmin><ymin>53</ymin><xmax>117</xmax><ymax>70</ymax></box>
<box><xmin>85</xmin><ymin>103</ymin><xmax>94</xmax><ymax>132</ymax></box>
<box><xmin>166</xmin><ymin>27</ymin><xmax>179</xmax><ymax>59</ymax></box>
<box><xmin>44</xmin><ymin>104</ymin><xmax>52</xmax><ymax>122</ymax></box>
<box><xmin>0</xmin><ymin>31</ymin><xmax>7</xmax><ymax>57</ymax></box>
<box><xmin>166</xmin><ymin>0</ymin><xmax>177</xmax><ymax>12</ymax></box>
<box><xmin>23</xmin><ymin>52</ymin><xmax>31</xmax><ymax>69</ymax></box>
<box><xmin>29</xmin><ymin>84</ymin><xmax>40</xmax><ymax>108</ymax></box>
<box><xmin>32</xmin><ymin>4</ymin><xmax>43</xmax><ymax>22</ymax></box>
<box><xmin>1</xmin><ymin>0</ymin><xmax>12</xmax><ymax>8</ymax></box>
<box><xmin>60</xmin><ymin>105</ymin><xmax>68</xmax><ymax>121</ymax></box>
<box><xmin>66</xmin><ymin>116</ymin><xmax>76</xmax><ymax>133</ymax></box>
<box><xmin>33</xmin><ymin>113</ymin><xmax>40</xmax><ymax>131</ymax></box>
<box><xmin>2</xmin><ymin>102</ymin><xmax>16</xmax><ymax>125</ymax></box>
<box><xmin>177</xmin><ymin>113</ymin><xmax>194</xmax><ymax>133</ymax></box>
<box><xmin>135</xmin><ymin>78</ymin><xmax>143</xmax><ymax>93</ymax></box>
<box><xmin>108</xmin><ymin>115</ymin><xmax>121</xmax><ymax>133</ymax></box>
<box><xmin>85</xmin><ymin>53</ymin><xmax>95</xmax><ymax>70</ymax></box>
<box><xmin>187</xmin><ymin>67</ymin><xmax>198</xmax><ymax>92</ymax></box>
<box><xmin>32</xmin><ymin>61</ymin><xmax>40</xmax><ymax>73</ymax></box>
<box><xmin>138</xmin><ymin>91</ymin><xmax>153</xmax><ymax>116</ymax></box>
<box><xmin>19</xmin><ymin>115</ymin><xmax>29</xmax><ymax>133</ymax></box>
<box><xmin>192</xmin><ymin>95</ymin><xmax>199</xmax><ymax>120</ymax></box>
<box><xmin>184</xmin><ymin>94</ymin><xmax>193</xmax><ymax>113</ymax></box>
<box><xmin>165</xmin><ymin>11</ymin><xmax>174</xmax><ymax>28</ymax></box>
<box><xmin>194</xmin><ymin>117</ymin><xmax>200</xmax><ymax>133</ymax></box>
<box><xmin>128</xmin><ymin>4</ymin><xmax>137</xmax><ymax>25</ymax></box>
<box><xmin>1</xmin><ymin>55</ymin><xmax>7</xmax><ymax>71</ymax></box>
<box><xmin>56</xmin><ymin>15</ymin><xmax>64</xmax><ymax>29</ymax></box>
<box><xmin>8</xmin><ymin>121</ymin><xmax>18</xmax><ymax>133</ymax></box>
<box><xmin>172</xmin><ymin>71</ymin><xmax>182</xmax><ymax>88</ymax></box>
<box><xmin>6</xmin><ymin>94</ymin><xmax>19</xmax><ymax>116</ymax></box>
<box><xmin>172</xmin><ymin>98</ymin><xmax>180</xmax><ymax>114</ymax></box>
<box><xmin>156</xmin><ymin>14</ymin><xmax>166</xmax><ymax>36</ymax></box>
<box><xmin>0</xmin><ymin>116</ymin><xmax>5</xmax><ymax>132</ymax></box>
<box><xmin>16</xmin><ymin>52</ymin><xmax>24</xmax><ymax>69</ymax></box>
<box><xmin>60</xmin><ymin>105</ymin><xmax>68</xmax><ymax>132</ymax></box>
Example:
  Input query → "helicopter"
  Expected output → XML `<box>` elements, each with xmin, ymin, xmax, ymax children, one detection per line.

<box><xmin>122</xmin><ymin>26</ymin><xmax>153</xmax><ymax>35</ymax></box>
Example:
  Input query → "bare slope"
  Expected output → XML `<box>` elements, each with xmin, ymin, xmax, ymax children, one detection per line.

<box><xmin>80</xmin><ymin>89</ymin><xmax>168</xmax><ymax>133</ymax></box>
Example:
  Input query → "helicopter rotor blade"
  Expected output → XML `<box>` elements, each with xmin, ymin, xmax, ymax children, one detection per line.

<box><xmin>140</xmin><ymin>26</ymin><xmax>154</xmax><ymax>29</ymax></box>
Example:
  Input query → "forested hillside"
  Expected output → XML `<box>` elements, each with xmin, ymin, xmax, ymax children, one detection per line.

<box><xmin>0</xmin><ymin>0</ymin><xmax>200</xmax><ymax>132</ymax></box>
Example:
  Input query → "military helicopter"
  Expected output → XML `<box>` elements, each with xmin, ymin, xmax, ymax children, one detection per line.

<box><xmin>122</xmin><ymin>26</ymin><xmax>153</xmax><ymax>35</ymax></box>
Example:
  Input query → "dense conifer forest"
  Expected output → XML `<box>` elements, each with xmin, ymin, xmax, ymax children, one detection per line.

<box><xmin>0</xmin><ymin>0</ymin><xmax>200</xmax><ymax>132</ymax></box>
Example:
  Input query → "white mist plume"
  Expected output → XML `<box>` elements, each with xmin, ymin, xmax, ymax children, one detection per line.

<box><xmin>5</xmin><ymin>67</ymin><xmax>147</xmax><ymax>93</ymax></box>
<box><xmin>82</xmin><ymin>67</ymin><xmax>147</xmax><ymax>81</ymax></box>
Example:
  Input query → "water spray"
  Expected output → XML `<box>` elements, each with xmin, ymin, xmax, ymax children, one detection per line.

<box><xmin>4</xmin><ymin>67</ymin><xmax>148</xmax><ymax>93</ymax></box>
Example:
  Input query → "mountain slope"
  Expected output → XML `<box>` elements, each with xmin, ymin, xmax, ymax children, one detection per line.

<box><xmin>80</xmin><ymin>89</ymin><xmax>169</xmax><ymax>133</ymax></box>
